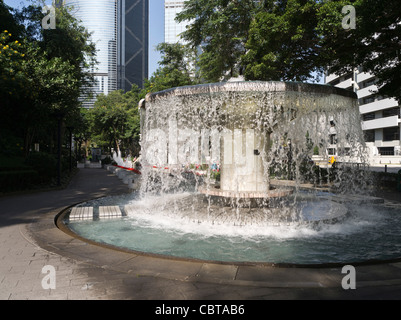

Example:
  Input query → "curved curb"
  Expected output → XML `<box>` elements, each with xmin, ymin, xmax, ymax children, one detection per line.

<box><xmin>26</xmin><ymin>200</ymin><xmax>401</xmax><ymax>291</ymax></box>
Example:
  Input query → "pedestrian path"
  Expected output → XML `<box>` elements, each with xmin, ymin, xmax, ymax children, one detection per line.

<box><xmin>0</xmin><ymin>168</ymin><xmax>130</xmax><ymax>299</ymax></box>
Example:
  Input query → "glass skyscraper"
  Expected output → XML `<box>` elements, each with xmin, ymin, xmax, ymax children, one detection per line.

<box><xmin>65</xmin><ymin>0</ymin><xmax>118</xmax><ymax>108</ymax></box>
<box><xmin>118</xmin><ymin>0</ymin><xmax>149</xmax><ymax>92</ymax></box>
<box><xmin>64</xmin><ymin>0</ymin><xmax>148</xmax><ymax>107</ymax></box>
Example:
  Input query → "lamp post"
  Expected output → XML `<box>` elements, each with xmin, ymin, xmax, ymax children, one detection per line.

<box><xmin>54</xmin><ymin>111</ymin><xmax>64</xmax><ymax>186</ymax></box>
<box><xmin>74</xmin><ymin>136</ymin><xmax>79</xmax><ymax>166</ymax></box>
<box><xmin>67</xmin><ymin>126</ymin><xmax>74</xmax><ymax>172</ymax></box>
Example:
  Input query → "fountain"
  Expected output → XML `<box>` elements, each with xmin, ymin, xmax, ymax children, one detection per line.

<box><xmin>138</xmin><ymin>81</ymin><xmax>362</xmax><ymax>223</ymax></box>
<box><xmin>61</xmin><ymin>81</ymin><xmax>401</xmax><ymax>265</ymax></box>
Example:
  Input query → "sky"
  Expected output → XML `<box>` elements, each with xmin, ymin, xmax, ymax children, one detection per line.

<box><xmin>3</xmin><ymin>0</ymin><xmax>164</xmax><ymax>76</ymax></box>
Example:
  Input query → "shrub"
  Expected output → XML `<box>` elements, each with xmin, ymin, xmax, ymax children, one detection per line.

<box><xmin>102</xmin><ymin>156</ymin><xmax>112</xmax><ymax>165</ymax></box>
<box><xmin>25</xmin><ymin>152</ymin><xmax>57</xmax><ymax>183</ymax></box>
<box><xmin>0</xmin><ymin>155</ymin><xmax>30</xmax><ymax>172</ymax></box>
<box><xmin>0</xmin><ymin>170</ymin><xmax>40</xmax><ymax>192</ymax></box>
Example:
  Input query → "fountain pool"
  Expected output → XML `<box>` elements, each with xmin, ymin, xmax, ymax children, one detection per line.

<box><xmin>59</xmin><ymin>81</ymin><xmax>401</xmax><ymax>266</ymax></box>
<box><xmin>62</xmin><ymin>192</ymin><xmax>401</xmax><ymax>265</ymax></box>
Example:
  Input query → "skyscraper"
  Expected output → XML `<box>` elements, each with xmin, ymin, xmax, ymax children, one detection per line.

<box><xmin>65</xmin><ymin>0</ymin><xmax>118</xmax><ymax>108</ymax></box>
<box><xmin>164</xmin><ymin>1</ymin><xmax>187</xmax><ymax>44</ymax></box>
<box><xmin>64</xmin><ymin>0</ymin><xmax>148</xmax><ymax>107</ymax></box>
<box><xmin>118</xmin><ymin>0</ymin><xmax>149</xmax><ymax>92</ymax></box>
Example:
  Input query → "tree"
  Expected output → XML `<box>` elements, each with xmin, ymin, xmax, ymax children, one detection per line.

<box><xmin>123</xmin><ymin>85</ymin><xmax>144</xmax><ymax>155</ymax></box>
<box><xmin>177</xmin><ymin>0</ymin><xmax>401</xmax><ymax>103</ymax></box>
<box><xmin>40</xmin><ymin>3</ymin><xmax>97</xmax><ymax>105</ymax></box>
<box><xmin>0</xmin><ymin>1</ymin><xmax>96</xmax><ymax>158</ymax></box>
<box><xmin>0</xmin><ymin>1</ymin><xmax>24</xmax><ymax>40</ymax></box>
<box><xmin>176</xmin><ymin>0</ymin><xmax>344</xmax><ymax>82</ymax></box>
<box><xmin>318</xmin><ymin>0</ymin><xmax>401</xmax><ymax>103</ymax></box>
<box><xmin>243</xmin><ymin>0</ymin><xmax>325</xmax><ymax>82</ymax></box>
<box><xmin>87</xmin><ymin>85</ymin><xmax>144</xmax><ymax>157</ymax></box>
<box><xmin>144</xmin><ymin>42</ymin><xmax>197</xmax><ymax>93</ymax></box>
<box><xmin>176</xmin><ymin>0</ymin><xmax>259</xmax><ymax>82</ymax></box>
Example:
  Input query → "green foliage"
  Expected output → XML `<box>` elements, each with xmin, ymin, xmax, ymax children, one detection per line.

<box><xmin>25</xmin><ymin>151</ymin><xmax>57</xmax><ymax>183</ymax></box>
<box><xmin>144</xmin><ymin>67</ymin><xmax>192</xmax><ymax>93</ymax></box>
<box><xmin>0</xmin><ymin>30</ymin><xmax>26</xmax><ymax>104</ymax></box>
<box><xmin>0</xmin><ymin>1</ymin><xmax>24</xmax><ymax>39</ymax></box>
<box><xmin>177</xmin><ymin>0</ymin><xmax>401</xmax><ymax>103</ymax></box>
<box><xmin>243</xmin><ymin>0</ymin><xmax>324</xmax><ymax>81</ymax></box>
<box><xmin>144</xmin><ymin>42</ymin><xmax>197</xmax><ymax>93</ymax></box>
<box><xmin>319</xmin><ymin>0</ymin><xmax>401</xmax><ymax>103</ymax></box>
<box><xmin>0</xmin><ymin>1</ymin><xmax>96</xmax><ymax>159</ymax></box>
<box><xmin>176</xmin><ymin>0</ymin><xmax>259</xmax><ymax>82</ymax></box>
<box><xmin>87</xmin><ymin>85</ymin><xmax>144</xmax><ymax>156</ymax></box>
<box><xmin>0</xmin><ymin>1</ymin><xmax>96</xmax><ymax>191</ymax></box>
<box><xmin>0</xmin><ymin>154</ymin><xmax>28</xmax><ymax>171</ymax></box>
<box><xmin>0</xmin><ymin>170</ymin><xmax>40</xmax><ymax>192</ymax></box>
<box><xmin>210</xmin><ymin>169</ymin><xmax>220</xmax><ymax>181</ymax></box>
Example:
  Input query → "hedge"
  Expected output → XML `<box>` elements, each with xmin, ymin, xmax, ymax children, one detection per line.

<box><xmin>0</xmin><ymin>170</ymin><xmax>40</xmax><ymax>192</ymax></box>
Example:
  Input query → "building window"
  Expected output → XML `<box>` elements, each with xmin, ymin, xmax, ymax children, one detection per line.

<box><xmin>378</xmin><ymin>147</ymin><xmax>395</xmax><ymax>155</ymax></box>
<box><xmin>383</xmin><ymin>126</ymin><xmax>400</xmax><ymax>141</ymax></box>
<box><xmin>359</xmin><ymin>78</ymin><xmax>377</xmax><ymax>89</ymax></box>
<box><xmin>382</xmin><ymin>107</ymin><xmax>400</xmax><ymax>118</ymax></box>
<box><xmin>362</xmin><ymin>112</ymin><xmax>375</xmax><ymax>121</ymax></box>
<box><xmin>364</xmin><ymin>130</ymin><xmax>375</xmax><ymax>142</ymax></box>
<box><xmin>328</xmin><ymin>148</ymin><xmax>336</xmax><ymax>156</ymax></box>
<box><xmin>338</xmin><ymin>147</ymin><xmax>351</xmax><ymax>156</ymax></box>
<box><xmin>329</xmin><ymin>79</ymin><xmax>340</xmax><ymax>86</ymax></box>
<box><xmin>361</xmin><ymin>96</ymin><xmax>375</xmax><ymax>105</ymax></box>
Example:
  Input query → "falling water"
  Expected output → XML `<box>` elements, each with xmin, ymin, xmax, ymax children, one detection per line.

<box><xmin>137</xmin><ymin>81</ymin><xmax>367</xmax><ymax>224</ymax></box>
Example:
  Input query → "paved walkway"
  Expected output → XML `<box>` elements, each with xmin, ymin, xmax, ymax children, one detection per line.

<box><xmin>1</xmin><ymin>168</ymin><xmax>401</xmax><ymax>300</ymax></box>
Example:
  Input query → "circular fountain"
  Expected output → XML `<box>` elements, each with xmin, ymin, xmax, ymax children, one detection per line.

<box><xmin>60</xmin><ymin>81</ymin><xmax>401</xmax><ymax>265</ymax></box>
<box><xmin>138</xmin><ymin>81</ymin><xmax>359</xmax><ymax>221</ymax></box>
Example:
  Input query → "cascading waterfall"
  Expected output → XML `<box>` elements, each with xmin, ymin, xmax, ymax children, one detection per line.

<box><xmin>138</xmin><ymin>81</ymin><xmax>367</xmax><ymax>224</ymax></box>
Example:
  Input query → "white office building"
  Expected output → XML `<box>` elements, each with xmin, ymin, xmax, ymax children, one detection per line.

<box><xmin>325</xmin><ymin>70</ymin><xmax>401</xmax><ymax>166</ymax></box>
<box><xmin>164</xmin><ymin>0</ymin><xmax>188</xmax><ymax>44</ymax></box>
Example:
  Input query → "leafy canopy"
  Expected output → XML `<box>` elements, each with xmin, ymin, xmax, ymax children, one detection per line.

<box><xmin>87</xmin><ymin>85</ymin><xmax>144</xmax><ymax>156</ymax></box>
<box><xmin>0</xmin><ymin>0</ymin><xmax>96</xmax><ymax>157</ymax></box>
<box><xmin>144</xmin><ymin>42</ymin><xmax>198</xmax><ymax>93</ymax></box>
<box><xmin>177</xmin><ymin>0</ymin><xmax>401</xmax><ymax>102</ymax></box>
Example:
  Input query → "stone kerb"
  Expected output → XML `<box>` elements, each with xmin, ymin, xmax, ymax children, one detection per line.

<box><xmin>106</xmin><ymin>165</ymin><xmax>141</xmax><ymax>190</ymax></box>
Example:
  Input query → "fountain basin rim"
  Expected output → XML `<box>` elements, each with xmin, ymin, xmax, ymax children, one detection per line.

<box><xmin>142</xmin><ymin>81</ymin><xmax>357</xmax><ymax>105</ymax></box>
<box><xmin>54</xmin><ymin>194</ymin><xmax>401</xmax><ymax>268</ymax></box>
